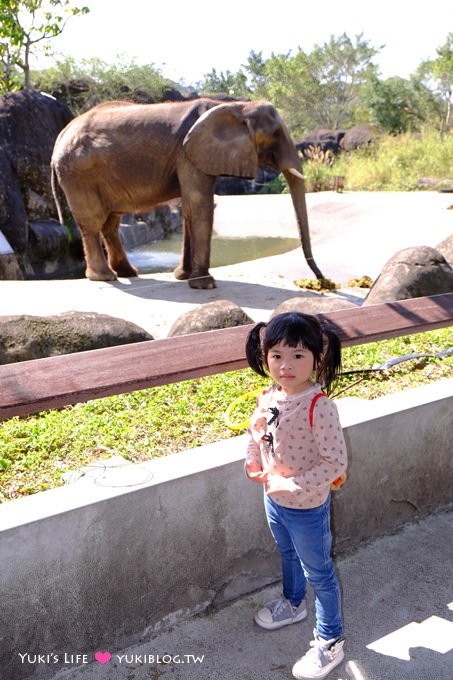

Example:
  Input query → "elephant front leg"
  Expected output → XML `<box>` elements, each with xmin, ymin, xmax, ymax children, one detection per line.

<box><xmin>174</xmin><ymin>212</ymin><xmax>216</xmax><ymax>289</ymax></box>
<box><xmin>176</xmin><ymin>177</ymin><xmax>216</xmax><ymax>289</ymax></box>
<box><xmin>186</xmin><ymin>209</ymin><xmax>216</xmax><ymax>289</ymax></box>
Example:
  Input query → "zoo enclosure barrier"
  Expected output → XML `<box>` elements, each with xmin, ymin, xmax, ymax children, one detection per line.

<box><xmin>0</xmin><ymin>293</ymin><xmax>452</xmax><ymax>420</ymax></box>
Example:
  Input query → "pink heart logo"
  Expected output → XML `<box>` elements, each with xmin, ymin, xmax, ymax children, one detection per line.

<box><xmin>95</xmin><ymin>651</ymin><xmax>111</xmax><ymax>665</ymax></box>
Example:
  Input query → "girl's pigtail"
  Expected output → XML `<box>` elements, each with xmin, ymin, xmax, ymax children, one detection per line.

<box><xmin>245</xmin><ymin>322</ymin><xmax>268</xmax><ymax>377</ymax></box>
<box><xmin>317</xmin><ymin>327</ymin><xmax>342</xmax><ymax>394</ymax></box>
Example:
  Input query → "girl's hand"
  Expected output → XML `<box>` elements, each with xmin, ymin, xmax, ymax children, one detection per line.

<box><xmin>245</xmin><ymin>460</ymin><xmax>269</xmax><ymax>484</ymax></box>
<box><xmin>265</xmin><ymin>474</ymin><xmax>293</xmax><ymax>494</ymax></box>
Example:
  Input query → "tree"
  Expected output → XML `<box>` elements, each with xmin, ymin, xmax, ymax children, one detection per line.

<box><xmin>361</xmin><ymin>75</ymin><xmax>440</xmax><ymax>134</ymax></box>
<box><xmin>241</xmin><ymin>50</ymin><xmax>268</xmax><ymax>99</ymax></box>
<box><xmin>262</xmin><ymin>49</ymin><xmax>321</xmax><ymax>135</ymax></box>
<box><xmin>0</xmin><ymin>0</ymin><xmax>89</xmax><ymax>92</ymax></box>
<box><xmin>310</xmin><ymin>33</ymin><xmax>380</xmax><ymax>128</ymax></box>
<box><xmin>0</xmin><ymin>37</ymin><xmax>19</xmax><ymax>90</ymax></box>
<box><xmin>262</xmin><ymin>34</ymin><xmax>380</xmax><ymax>137</ymax></box>
<box><xmin>199</xmin><ymin>67</ymin><xmax>249</xmax><ymax>99</ymax></box>
<box><xmin>200</xmin><ymin>50</ymin><xmax>269</xmax><ymax>100</ymax></box>
<box><xmin>418</xmin><ymin>33</ymin><xmax>453</xmax><ymax>134</ymax></box>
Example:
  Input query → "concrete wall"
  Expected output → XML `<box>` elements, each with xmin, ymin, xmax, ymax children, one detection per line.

<box><xmin>0</xmin><ymin>379</ymin><xmax>452</xmax><ymax>680</ymax></box>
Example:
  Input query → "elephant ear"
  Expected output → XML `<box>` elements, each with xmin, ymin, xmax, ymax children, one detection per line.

<box><xmin>183</xmin><ymin>104</ymin><xmax>259</xmax><ymax>178</ymax></box>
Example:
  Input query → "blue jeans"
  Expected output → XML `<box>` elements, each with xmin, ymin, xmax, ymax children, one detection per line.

<box><xmin>264</xmin><ymin>493</ymin><xmax>343</xmax><ymax>640</ymax></box>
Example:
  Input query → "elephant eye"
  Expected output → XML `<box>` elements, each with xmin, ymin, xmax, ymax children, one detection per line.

<box><xmin>273</xmin><ymin>129</ymin><xmax>281</xmax><ymax>141</ymax></box>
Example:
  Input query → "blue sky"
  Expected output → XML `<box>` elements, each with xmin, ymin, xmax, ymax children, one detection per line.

<box><xmin>36</xmin><ymin>0</ymin><xmax>451</xmax><ymax>84</ymax></box>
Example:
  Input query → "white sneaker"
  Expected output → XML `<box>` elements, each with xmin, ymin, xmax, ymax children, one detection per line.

<box><xmin>254</xmin><ymin>595</ymin><xmax>307</xmax><ymax>630</ymax></box>
<box><xmin>292</xmin><ymin>630</ymin><xmax>345</xmax><ymax>679</ymax></box>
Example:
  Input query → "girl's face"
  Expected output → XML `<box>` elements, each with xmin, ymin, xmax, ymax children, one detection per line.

<box><xmin>266</xmin><ymin>342</ymin><xmax>316</xmax><ymax>396</ymax></box>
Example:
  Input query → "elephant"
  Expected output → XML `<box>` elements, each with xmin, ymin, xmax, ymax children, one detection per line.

<box><xmin>51</xmin><ymin>98</ymin><xmax>324</xmax><ymax>288</ymax></box>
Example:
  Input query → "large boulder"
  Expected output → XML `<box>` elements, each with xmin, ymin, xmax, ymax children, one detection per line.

<box><xmin>363</xmin><ymin>246</ymin><xmax>453</xmax><ymax>306</ymax></box>
<box><xmin>0</xmin><ymin>90</ymin><xmax>73</xmax><ymax>252</ymax></box>
<box><xmin>168</xmin><ymin>300</ymin><xmax>253</xmax><ymax>336</ymax></box>
<box><xmin>20</xmin><ymin>220</ymin><xmax>85</xmax><ymax>279</ymax></box>
<box><xmin>119</xmin><ymin>202</ymin><xmax>182</xmax><ymax>249</ymax></box>
<box><xmin>272</xmin><ymin>296</ymin><xmax>359</xmax><ymax>317</ymax></box>
<box><xmin>0</xmin><ymin>312</ymin><xmax>153</xmax><ymax>365</ymax></box>
<box><xmin>296</xmin><ymin>128</ymin><xmax>345</xmax><ymax>162</ymax></box>
<box><xmin>341</xmin><ymin>124</ymin><xmax>378</xmax><ymax>151</ymax></box>
<box><xmin>436</xmin><ymin>235</ymin><xmax>453</xmax><ymax>267</ymax></box>
<box><xmin>296</xmin><ymin>125</ymin><xmax>378</xmax><ymax>165</ymax></box>
<box><xmin>0</xmin><ymin>89</ymin><xmax>88</xmax><ymax>278</ymax></box>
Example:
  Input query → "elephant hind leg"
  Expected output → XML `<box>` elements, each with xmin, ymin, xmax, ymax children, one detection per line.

<box><xmin>173</xmin><ymin>218</ymin><xmax>191</xmax><ymax>280</ymax></box>
<box><xmin>77</xmin><ymin>222</ymin><xmax>117</xmax><ymax>281</ymax></box>
<box><xmin>101</xmin><ymin>214</ymin><xmax>138</xmax><ymax>278</ymax></box>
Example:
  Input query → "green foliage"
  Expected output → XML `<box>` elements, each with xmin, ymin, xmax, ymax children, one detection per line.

<box><xmin>302</xmin><ymin>160</ymin><xmax>336</xmax><ymax>192</ymax></box>
<box><xmin>197</xmin><ymin>34</ymin><xmax>381</xmax><ymax>137</ymax></box>
<box><xmin>258</xmin><ymin>173</ymin><xmax>289</xmax><ymax>194</ymax></box>
<box><xmin>199</xmin><ymin>67</ymin><xmax>250</xmax><ymax>99</ymax></box>
<box><xmin>197</xmin><ymin>32</ymin><xmax>450</xmax><ymax>137</ymax></box>
<box><xmin>263</xmin><ymin>49</ymin><xmax>321</xmax><ymax>136</ymax></box>
<box><xmin>6</xmin><ymin>26</ymin><xmax>448</xmax><ymax>135</ymax></box>
<box><xmin>257</xmin><ymin>166</ymin><xmax>336</xmax><ymax>196</ymax></box>
<box><xmin>242</xmin><ymin>128</ymin><xmax>450</xmax><ymax>195</ymax></box>
<box><xmin>0</xmin><ymin>329</ymin><xmax>451</xmax><ymax>502</ymax></box>
<box><xmin>34</xmin><ymin>55</ymin><xmax>170</xmax><ymax>113</ymax></box>
<box><xmin>241</xmin><ymin>50</ymin><xmax>268</xmax><ymax>99</ymax></box>
<box><xmin>361</xmin><ymin>75</ymin><xmax>442</xmax><ymax>134</ymax></box>
<box><xmin>417</xmin><ymin>33</ymin><xmax>453</xmax><ymax>133</ymax></box>
<box><xmin>309</xmin><ymin>33</ymin><xmax>380</xmax><ymax>129</ymax></box>
<box><xmin>331</xmin><ymin>129</ymin><xmax>453</xmax><ymax>191</ymax></box>
<box><xmin>0</xmin><ymin>0</ymin><xmax>89</xmax><ymax>92</ymax></box>
<box><xmin>252</xmin><ymin>33</ymin><xmax>380</xmax><ymax>137</ymax></box>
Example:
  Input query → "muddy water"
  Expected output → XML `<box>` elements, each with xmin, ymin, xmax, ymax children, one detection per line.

<box><xmin>127</xmin><ymin>234</ymin><xmax>300</xmax><ymax>274</ymax></box>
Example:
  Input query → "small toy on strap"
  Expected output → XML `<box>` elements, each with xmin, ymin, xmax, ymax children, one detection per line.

<box><xmin>309</xmin><ymin>392</ymin><xmax>346</xmax><ymax>491</ymax></box>
<box><xmin>224</xmin><ymin>388</ymin><xmax>263</xmax><ymax>431</ymax></box>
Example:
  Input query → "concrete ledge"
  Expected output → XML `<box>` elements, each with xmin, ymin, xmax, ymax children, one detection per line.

<box><xmin>0</xmin><ymin>379</ymin><xmax>452</xmax><ymax>679</ymax></box>
<box><xmin>334</xmin><ymin>379</ymin><xmax>453</xmax><ymax>549</ymax></box>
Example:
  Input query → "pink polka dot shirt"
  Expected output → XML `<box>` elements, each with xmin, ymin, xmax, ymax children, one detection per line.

<box><xmin>246</xmin><ymin>383</ymin><xmax>348</xmax><ymax>509</ymax></box>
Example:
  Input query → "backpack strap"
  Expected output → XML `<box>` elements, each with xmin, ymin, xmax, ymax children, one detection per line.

<box><xmin>309</xmin><ymin>392</ymin><xmax>328</xmax><ymax>428</ymax></box>
<box><xmin>309</xmin><ymin>392</ymin><xmax>346</xmax><ymax>491</ymax></box>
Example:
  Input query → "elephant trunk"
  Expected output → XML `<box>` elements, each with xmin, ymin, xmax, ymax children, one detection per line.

<box><xmin>283</xmin><ymin>168</ymin><xmax>324</xmax><ymax>280</ymax></box>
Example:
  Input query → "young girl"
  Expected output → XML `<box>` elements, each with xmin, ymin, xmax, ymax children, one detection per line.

<box><xmin>245</xmin><ymin>312</ymin><xmax>347</xmax><ymax>680</ymax></box>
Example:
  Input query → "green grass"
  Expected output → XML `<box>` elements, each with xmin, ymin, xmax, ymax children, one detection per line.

<box><xmin>0</xmin><ymin>328</ymin><xmax>451</xmax><ymax>503</ymax></box>
<box><xmin>335</xmin><ymin>130</ymin><xmax>453</xmax><ymax>191</ymax></box>
<box><xmin>300</xmin><ymin>129</ymin><xmax>453</xmax><ymax>192</ymax></box>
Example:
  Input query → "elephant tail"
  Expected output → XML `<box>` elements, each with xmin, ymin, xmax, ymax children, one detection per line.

<box><xmin>50</xmin><ymin>163</ymin><xmax>65</xmax><ymax>225</ymax></box>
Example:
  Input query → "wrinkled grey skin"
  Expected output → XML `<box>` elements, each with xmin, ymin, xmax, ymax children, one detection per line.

<box><xmin>51</xmin><ymin>98</ymin><xmax>323</xmax><ymax>288</ymax></box>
